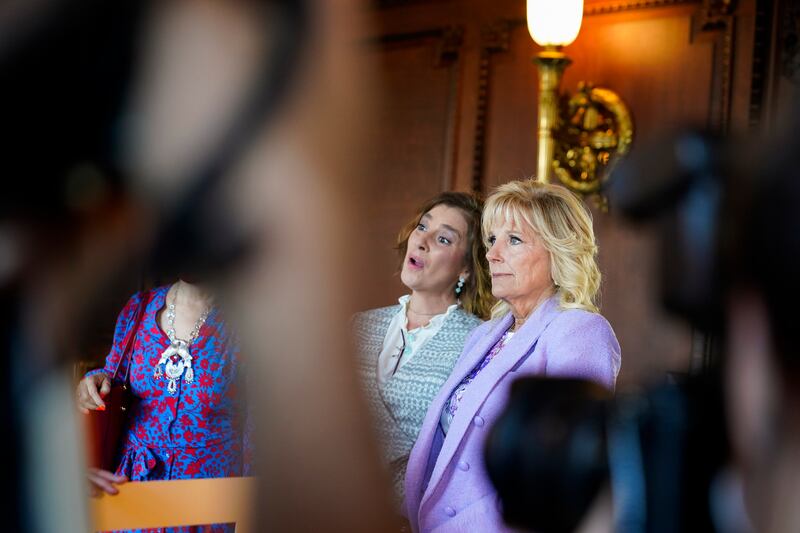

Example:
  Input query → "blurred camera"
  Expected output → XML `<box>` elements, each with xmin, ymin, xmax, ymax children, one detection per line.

<box><xmin>485</xmin><ymin>374</ymin><xmax>728</xmax><ymax>533</ymax></box>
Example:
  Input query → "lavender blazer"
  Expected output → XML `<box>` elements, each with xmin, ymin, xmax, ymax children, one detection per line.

<box><xmin>404</xmin><ymin>296</ymin><xmax>621</xmax><ymax>532</ymax></box>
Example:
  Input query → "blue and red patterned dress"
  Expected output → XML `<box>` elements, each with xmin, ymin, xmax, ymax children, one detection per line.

<box><xmin>86</xmin><ymin>285</ymin><xmax>252</xmax><ymax>533</ymax></box>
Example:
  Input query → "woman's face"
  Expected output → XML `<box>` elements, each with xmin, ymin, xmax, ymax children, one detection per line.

<box><xmin>401</xmin><ymin>204</ymin><xmax>470</xmax><ymax>296</ymax></box>
<box><xmin>486</xmin><ymin>217</ymin><xmax>553</xmax><ymax>316</ymax></box>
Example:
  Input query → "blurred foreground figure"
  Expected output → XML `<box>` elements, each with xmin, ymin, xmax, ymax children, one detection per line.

<box><xmin>723</xmin><ymin>116</ymin><xmax>800</xmax><ymax>533</ymax></box>
<box><xmin>486</xmin><ymin>119</ymin><xmax>800</xmax><ymax>532</ymax></box>
<box><xmin>609</xmin><ymin>123</ymin><xmax>800</xmax><ymax>532</ymax></box>
<box><xmin>1</xmin><ymin>0</ymin><xmax>394</xmax><ymax>531</ymax></box>
<box><xmin>485</xmin><ymin>377</ymin><xmax>613</xmax><ymax>533</ymax></box>
<box><xmin>486</xmin><ymin>374</ymin><xmax>727</xmax><ymax>533</ymax></box>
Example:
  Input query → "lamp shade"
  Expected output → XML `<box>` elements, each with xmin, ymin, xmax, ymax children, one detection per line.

<box><xmin>527</xmin><ymin>0</ymin><xmax>584</xmax><ymax>47</ymax></box>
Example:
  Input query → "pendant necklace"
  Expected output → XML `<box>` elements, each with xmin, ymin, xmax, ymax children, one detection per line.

<box><xmin>153</xmin><ymin>284</ymin><xmax>211</xmax><ymax>395</ymax></box>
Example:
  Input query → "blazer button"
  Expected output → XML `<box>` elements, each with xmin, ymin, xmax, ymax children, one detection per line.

<box><xmin>473</xmin><ymin>416</ymin><xmax>485</xmax><ymax>427</ymax></box>
<box><xmin>444</xmin><ymin>506</ymin><xmax>456</xmax><ymax>517</ymax></box>
<box><xmin>457</xmin><ymin>461</ymin><xmax>470</xmax><ymax>471</ymax></box>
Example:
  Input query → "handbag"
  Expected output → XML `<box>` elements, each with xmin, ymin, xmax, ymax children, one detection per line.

<box><xmin>86</xmin><ymin>290</ymin><xmax>150</xmax><ymax>471</ymax></box>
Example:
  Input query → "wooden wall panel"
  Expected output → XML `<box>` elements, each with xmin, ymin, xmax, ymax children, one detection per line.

<box><xmin>591</xmin><ymin>209</ymin><xmax>696</xmax><ymax>384</ymax></box>
<box><xmin>484</xmin><ymin>7</ymin><xmax>715</xmax><ymax>189</ymax></box>
<box><xmin>482</xmin><ymin>27</ymin><xmax>539</xmax><ymax>184</ymax></box>
<box><xmin>362</xmin><ymin>0</ymin><xmax>762</xmax><ymax>385</ymax></box>
<box><xmin>480</xmin><ymin>6</ymin><xmax>716</xmax><ymax>383</ymax></box>
<box><xmin>360</xmin><ymin>33</ymin><xmax>463</xmax><ymax>309</ymax></box>
<box><xmin>760</xmin><ymin>0</ymin><xmax>796</xmax><ymax>130</ymax></box>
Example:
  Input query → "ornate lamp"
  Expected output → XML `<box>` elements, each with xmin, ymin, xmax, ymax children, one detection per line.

<box><xmin>528</xmin><ymin>0</ymin><xmax>633</xmax><ymax>204</ymax></box>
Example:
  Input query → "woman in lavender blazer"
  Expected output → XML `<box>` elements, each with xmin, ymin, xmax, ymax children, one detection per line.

<box><xmin>404</xmin><ymin>180</ymin><xmax>621</xmax><ymax>532</ymax></box>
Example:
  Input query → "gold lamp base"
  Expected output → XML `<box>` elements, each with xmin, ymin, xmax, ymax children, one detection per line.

<box><xmin>534</xmin><ymin>48</ymin><xmax>571</xmax><ymax>183</ymax></box>
<box><xmin>533</xmin><ymin>49</ymin><xmax>633</xmax><ymax>210</ymax></box>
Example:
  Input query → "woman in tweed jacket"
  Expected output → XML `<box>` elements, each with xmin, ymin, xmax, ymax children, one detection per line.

<box><xmin>353</xmin><ymin>192</ymin><xmax>493</xmax><ymax>505</ymax></box>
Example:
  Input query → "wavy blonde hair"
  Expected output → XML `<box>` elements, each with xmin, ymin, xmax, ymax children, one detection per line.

<box><xmin>482</xmin><ymin>179</ymin><xmax>601</xmax><ymax>318</ymax></box>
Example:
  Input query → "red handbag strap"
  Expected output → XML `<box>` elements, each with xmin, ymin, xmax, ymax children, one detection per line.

<box><xmin>110</xmin><ymin>290</ymin><xmax>151</xmax><ymax>383</ymax></box>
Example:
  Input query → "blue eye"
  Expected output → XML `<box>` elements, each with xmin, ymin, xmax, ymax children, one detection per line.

<box><xmin>438</xmin><ymin>236</ymin><xmax>452</xmax><ymax>245</ymax></box>
<box><xmin>510</xmin><ymin>236</ymin><xmax>522</xmax><ymax>245</ymax></box>
<box><xmin>487</xmin><ymin>235</ymin><xmax>496</xmax><ymax>246</ymax></box>
<box><xmin>416</xmin><ymin>223</ymin><xmax>427</xmax><ymax>232</ymax></box>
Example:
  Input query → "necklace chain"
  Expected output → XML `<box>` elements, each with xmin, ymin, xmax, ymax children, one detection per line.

<box><xmin>407</xmin><ymin>297</ymin><xmax>456</xmax><ymax>317</ymax></box>
<box><xmin>407</xmin><ymin>307</ymin><xmax>440</xmax><ymax>317</ymax></box>
<box><xmin>166</xmin><ymin>283</ymin><xmax>211</xmax><ymax>345</ymax></box>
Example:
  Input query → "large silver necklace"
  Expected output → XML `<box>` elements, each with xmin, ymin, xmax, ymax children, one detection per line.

<box><xmin>153</xmin><ymin>284</ymin><xmax>211</xmax><ymax>394</ymax></box>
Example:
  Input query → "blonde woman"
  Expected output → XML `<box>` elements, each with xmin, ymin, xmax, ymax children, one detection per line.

<box><xmin>404</xmin><ymin>180</ymin><xmax>621</xmax><ymax>532</ymax></box>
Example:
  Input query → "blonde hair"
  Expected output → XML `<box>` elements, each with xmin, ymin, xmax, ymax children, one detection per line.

<box><xmin>482</xmin><ymin>179</ymin><xmax>600</xmax><ymax>318</ymax></box>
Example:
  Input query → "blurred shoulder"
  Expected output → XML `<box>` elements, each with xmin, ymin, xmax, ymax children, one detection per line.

<box><xmin>118</xmin><ymin>285</ymin><xmax>160</xmax><ymax>315</ymax></box>
<box><xmin>129</xmin><ymin>284</ymin><xmax>167</xmax><ymax>305</ymax></box>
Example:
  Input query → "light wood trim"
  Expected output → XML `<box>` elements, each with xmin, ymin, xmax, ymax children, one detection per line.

<box><xmin>90</xmin><ymin>477</ymin><xmax>255</xmax><ymax>532</ymax></box>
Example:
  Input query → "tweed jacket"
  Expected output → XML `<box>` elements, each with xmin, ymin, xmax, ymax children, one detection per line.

<box><xmin>404</xmin><ymin>296</ymin><xmax>621</xmax><ymax>533</ymax></box>
<box><xmin>353</xmin><ymin>305</ymin><xmax>482</xmax><ymax>502</ymax></box>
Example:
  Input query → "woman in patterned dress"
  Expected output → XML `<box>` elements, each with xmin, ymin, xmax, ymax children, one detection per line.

<box><xmin>353</xmin><ymin>192</ymin><xmax>493</xmax><ymax>506</ymax></box>
<box><xmin>76</xmin><ymin>280</ymin><xmax>251</xmax><ymax>532</ymax></box>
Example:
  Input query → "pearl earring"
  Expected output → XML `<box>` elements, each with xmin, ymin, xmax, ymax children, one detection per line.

<box><xmin>455</xmin><ymin>276</ymin><xmax>466</xmax><ymax>295</ymax></box>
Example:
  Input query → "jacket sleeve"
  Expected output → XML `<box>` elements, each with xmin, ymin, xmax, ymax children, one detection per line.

<box><xmin>85</xmin><ymin>292</ymin><xmax>145</xmax><ymax>384</ymax></box>
<box><xmin>541</xmin><ymin>311</ymin><xmax>621</xmax><ymax>391</ymax></box>
<box><xmin>242</xmin><ymin>394</ymin><xmax>255</xmax><ymax>476</ymax></box>
<box><xmin>239</xmin><ymin>343</ymin><xmax>256</xmax><ymax>476</ymax></box>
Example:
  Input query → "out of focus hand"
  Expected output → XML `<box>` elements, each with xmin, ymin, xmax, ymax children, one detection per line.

<box><xmin>87</xmin><ymin>468</ymin><xmax>127</xmax><ymax>497</ymax></box>
<box><xmin>77</xmin><ymin>372</ymin><xmax>111</xmax><ymax>413</ymax></box>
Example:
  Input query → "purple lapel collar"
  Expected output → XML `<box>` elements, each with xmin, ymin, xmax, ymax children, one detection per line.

<box><xmin>419</xmin><ymin>297</ymin><xmax>562</xmax><ymax>512</ymax></box>
<box><xmin>405</xmin><ymin>314</ymin><xmax>512</xmax><ymax>525</ymax></box>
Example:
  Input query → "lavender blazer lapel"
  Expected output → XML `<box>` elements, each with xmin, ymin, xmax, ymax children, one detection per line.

<box><xmin>419</xmin><ymin>298</ymin><xmax>562</xmax><ymax>512</ymax></box>
<box><xmin>405</xmin><ymin>315</ymin><xmax>510</xmax><ymax>520</ymax></box>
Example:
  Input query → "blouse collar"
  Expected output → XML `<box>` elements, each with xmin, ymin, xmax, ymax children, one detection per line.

<box><xmin>397</xmin><ymin>294</ymin><xmax>459</xmax><ymax>332</ymax></box>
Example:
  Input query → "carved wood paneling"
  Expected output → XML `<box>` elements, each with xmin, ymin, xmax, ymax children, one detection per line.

<box><xmin>699</xmin><ymin>0</ymin><xmax>738</xmax><ymax>28</ymax></box>
<box><xmin>372</xmin><ymin>0</ymin><xmax>447</xmax><ymax>7</ymax></box>
<box><xmin>360</xmin><ymin>27</ymin><xmax>465</xmax><ymax>309</ymax></box>
<box><xmin>747</xmin><ymin>0</ymin><xmax>775</xmax><ymax>129</ymax></box>
<box><xmin>585</xmin><ymin>0</ymin><xmax>699</xmax><ymax>15</ymax></box>
<box><xmin>761</xmin><ymin>0</ymin><xmax>799</xmax><ymax>127</ymax></box>
<box><xmin>471</xmin><ymin>21</ymin><xmax>516</xmax><ymax>193</ymax></box>
<box><xmin>436</xmin><ymin>26</ymin><xmax>464</xmax><ymax>66</ymax></box>
<box><xmin>480</xmin><ymin>7</ymin><xmax>718</xmax><ymax>381</ymax></box>
<box><xmin>692</xmin><ymin>0</ymin><xmax>737</xmax><ymax>132</ymax></box>
<box><xmin>364</xmin><ymin>26</ymin><xmax>464</xmax><ymax>67</ymax></box>
<box><xmin>363</xmin><ymin>0</ymin><xmax>763</xmax><ymax>383</ymax></box>
<box><xmin>779</xmin><ymin>0</ymin><xmax>800</xmax><ymax>84</ymax></box>
<box><xmin>471</xmin><ymin>2</ymin><xmax>736</xmax><ymax>188</ymax></box>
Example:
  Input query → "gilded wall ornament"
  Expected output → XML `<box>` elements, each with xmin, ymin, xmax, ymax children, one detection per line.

<box><xmin>552</xmin><ymin>83</ymin><xmax>633</xmax><ymax>208</ymax></box>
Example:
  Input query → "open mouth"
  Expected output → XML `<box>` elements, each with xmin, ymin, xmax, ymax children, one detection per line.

<box><xmin>408</xmin><ymin>255</ymin><xmax>425</xmax><ymax>268</ymax></box>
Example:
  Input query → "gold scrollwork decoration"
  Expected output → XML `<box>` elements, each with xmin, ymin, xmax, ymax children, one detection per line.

<box><xmin>551</xmin><ymin>82</ymin><xmax>633</xmax><ymax>202</ymax></box>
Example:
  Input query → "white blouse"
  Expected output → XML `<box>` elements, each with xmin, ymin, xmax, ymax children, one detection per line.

<box><xmin>377</xmin><ymin>295</ymin><xmax>459</xmax><ymax>387</ymax></box>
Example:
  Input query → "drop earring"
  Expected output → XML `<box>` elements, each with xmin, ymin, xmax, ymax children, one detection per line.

<box><xmin>455</xmin><ymin>276</ymin><xmax>466</xmax><ymax>295</ymax></box>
